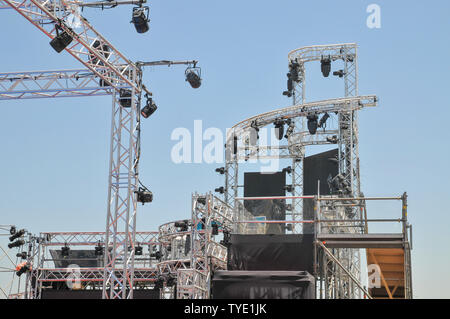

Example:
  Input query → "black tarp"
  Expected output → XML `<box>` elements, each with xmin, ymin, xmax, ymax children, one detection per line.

<box><xmin>49</xmin><ymin>250</ymin><xmax>100</xmax><ymax>268</ymax></box>
<box><xmin>227</xmin><ymin>234</ymin><xmax>314</xmax><ymax>274</ymax></box>
<box><xmin>303</xmin><ymin>149</ymin><xmax>339</xmax><ymax>233</ymax></box>
<box><xmin>211</xmin><ymin>270</ymin><xmax>315</xmax><ymax>299</ymax></box>
<box><xmin>244</xmin><ymin>172</ymin><xmax>286</xmax><ymax>234</ymax></box>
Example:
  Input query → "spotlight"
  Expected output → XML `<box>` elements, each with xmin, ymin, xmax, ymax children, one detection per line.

<box><xmin>211</xmin><ymin>223</ymin><xmax>219</xmax><ymax>236</ymax></box>
<box><xmin>185</xmin><ymin>67</ymin><xmax>202</xmax><ymax>89</ymax></box>
<box><xmin>16</xmin><ymin>252</ymin><xmax>27</xmax><ymax>260</ymax></box>
<box><xmin>9</xmin><ymin>226</ymin><xmax>16</xmax><ymax>235</ymax></box>
<box><xmin>288</xmin><ymin>60</ymin><xmax>300</xmax><ymax>82</ymax></box>
<box><xmin>307</xmin><ymin>113</ymin><xmax>318</xmax><ymax>135</ymax></box>
<box><xmin>326</xmin><ymin>135</ymin><xmax>338</xmax><ymax>144</ymax></box>
<box><xmin>16</xmin><ymin>263</ymin><xmax>30</xmax><ymax>277</ymax></box>
<box><xmin>131</xmin><ymin>6</ymin><xmax>150</xmax><ymax>34</ymax></box>
<box><xmin>274</xmin><ymin>119</ymin><xmax>284</xmax><ymax>141</ymax></box>
<box><xmin>215</xmin><ymin>167</ymin><xmax>225</xmax><ymax>174</ymax></box>
<box><xmin>141</xmin><ymin>97</ymin><xmax>157</xmax><ymax>118</ymax></box>
<box><xmin>174</xmin><ymin>220</ymin><xmax>189</xmax><ymax>232</ymax></box>
<box><xmin>9</xmin><ymin>229</ymin><xmax>25</xmax><ymax>242</ymax></box>
<box><xmin>284</xmin><ymin>185</ymin><xmax>293</xmax><ymax>193</ymax></box>
<box><xmin>8</xmin><ymin>240</ymin><xmax>25</xmax><ymax>249</ymax></box>
<box><xmin>318</xmin><ymin>112</ymin><xmax>330</xmax><ymax>128</ymax></box>
<box><xmin>333</xmin><ymin>70</ymin><xmax>345</xmax><ymax>78</ymax></box>
<box><xmin>215</xmin><ymin>186</ymin><xmax>225</xmax><ymax>194</ymax></box>
<box><xmin>136</xmin><ymin>187</ymin><xmax>153</xmax><ymax>204</ymax></box>
<box><xmin>282</xmin><ymin>166</ymin><xmax>292</xmax><ymax>174</ymax></box>
<box><xmin>119</xmin><ymin>89</ymin><xmax>132</xmax><ymax>108</ymax></box>
<box><xmin>232</xmin><ymin>136</ymin><xmax>238</xmax><ymax>155</ymax></box>
<box><xmin>197</xmin><ymin>197</ymin><xmax>206</xmax><ymax>205</ymax></box>
<box><xmin>61</xmin><ymin>245</ymin><xmax>70</xmax><ymax>257</ymax></box>
<box><xmin>94</xmin><ymin>243</ymin><xmax>104</xmax><ymax>256</ymax></box>
<box><xmin>320</xmin><ymin>56</ymin><xmax>331</xmax><ymax>77</ymax></box>
<box><xmin>150</xmin><ymin>251</ymin><xmax>162</xmax><ymax>260</ymax></box>
<box><xmin>50</xmin><ymin>25</ymin><xmax>73</xmax><ymax>53</ymax></box>
<box><xmin>284</xmin><ymin>122</ymin><xmax>295</xmax><ymax>139</ymax></box>
<box><xmin>135</xmin><ymin>245</ymin><xmax>143</xmax><ymax>256</ymax></box>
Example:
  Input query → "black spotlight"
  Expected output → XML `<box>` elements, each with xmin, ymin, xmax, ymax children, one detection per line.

<box><xmin>318</xmin><ymin>112</ymin><xmax>330</xmax><ymax>128</ymax></box>
<box><xmin>16</xmin><ymin>263</ymin><xmax>30</xmax><ymax>277</ymax></box>
<box><xmin>119</xmin><ymin>89</ymin><xmax>132</xmax><ymax>108</ymax></box>
<box><xmin>185</xmin><ymin>67</ymin><xmax>202</xmax><ymax>89</ymax></box>
<box><xmin>90</xmin><ymin>39</ymin><xmax>110</xmax><ymax>65</ymax></box>
<box><xmin>131</xmin><ymin>6</ymin><xmax>150</xmax><ymax>34</ymax></box>
<box><xmin>284</xmin><ymin>185</ymin><xmax>293</xmax><ymax>193</ymax></box>
<box><xmin>16</xmin><ymin>252</ymin><xmax>27</xmax><ymax>260</ymax></box>
<box><xmin>274</xmin><ymin>119</ymin><xmax>284</xmax><ymax>141</ymax></box>
<box><xmin>8</xmin><ymin>240</ymin><xmax>25</xmax><ymax>249</ymax></box>
<box><xmin>136</xmin><ymin>187</ymin><xmax>153</xmax><ymax>204</ymax></box>
<box><xmin>333</xmin><ymin>70</ymin><xmax>345</xmax><ymax>78</ymax></box>
<box><xmin>9</xmin><ymin>226</ymin><xmax>16</xmax><ymax>235</ymax></box>
<box><xmin>50</xmin><ymin>25</ymin><xmax>73</xmax><ymax>53</ymax></box>
<box><xmin>282</xmin><ymin>166</ymin><xmax>292</xmax><ymax>174</ymax></box>
<box><xmin>215</xmin><ymin>167</ymin><xmax>225</xmax><ymax>174</ymax></box>
<box><xmin>211</xmin><ymin>223</ymin><xmax>219</xmax><ymax>236</ymax></box>
<box><xmin>150</xmin><ymin>251</ymin><xmax>162</xmax><ymax>261</ymax></box>
<box><xmin>95</xmin><ymin>243</ymin><xmax>104</xmax><ymax>256</ymax></box>
<box><xmin>9</xmin><ymin>229</ymin><xmax>25</xmax><ymax>242</ymax></box>
<box><xmin>61</xmin><ymin>245</ymin><xmax>70</xmax><ymax>257</ymax></box>
<box><xmin>307</xmin><ymin>113</ymin><xmax>319</xmax><ymax>135</ymax></box>
<box><xmin>141</xmin><ymin>97</ymin><xmax>157</xmax><ymax>119</ymax></box>
<box><xmin>175</xmin><ymin>220</ymin><xmax>189</xmax><ymax>232</ymax></box>
<box><xmin>320</xmin><ymin>56</ymin><xmax>331</xmax><ymax>77</ymax></box>
<box><xmin>135</xmin><ymin>245</ymin><xmax>143</xmax><ymax>256</ymax></box>
<box><xmin>197</xmin><ymin>197</ymin><xmax>206</xmax><ymax>205</ymax></box>
<box><xmin>215</xmin><ymin>187</ymin><xmax>225</xmax><ymax>194</ymax></box>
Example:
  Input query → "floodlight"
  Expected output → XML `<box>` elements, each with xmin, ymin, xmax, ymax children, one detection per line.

<box><xmin>320</xmin><ymin>56</ymin><xmax>331</xmax><ymax>77</ymax></box>
<box><xmin>307</xmin><ymin>113</ymin><xmax>318</xmax><ymax>135</ymax></box>
<box><xmin>8</xmin><ymin>240</ymin><xmax>25</xmax><ymax>249</ymax></box>
<box><xmin>132</xmin><ymin>6</ymin><xmax>150</xmax><ymax>34</ymax></box>
<box><xmin>185</xmin><ymin>67</ymin><xmax>202</xmax><ymax>89</ymax></box>
<box><xmin>141</xmin><ymin>97</ymin><xmax>157</xmax><ymax>118</ymax></box>
<box><xmin>50</xmin><ymin>25</ymin><xmax>73</xmax><ymax>53</ymax></box>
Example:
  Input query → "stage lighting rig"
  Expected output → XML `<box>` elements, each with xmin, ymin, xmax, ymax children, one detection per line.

<box><xmin>274</xmin><ymin>119</ymin><xmax>285</xmax><ymax>140</ymax></box>
<box><xmin>8</xmin><ymin>240</ymin><xmax>25</xmax><ymax>249</ymax></box>
<box><xmin>141</xmin><ymin>95</ymin><xmax>157</xmax><ymax>118</ymax></box>
<box><xmin>215</xmin><ymin>187</ymin><xmax>225</xmax><ymax>194</ymax></box>
<box><xmin>50</xmin><ymin>24</ymin><xmax>73</xmax><ymax>53</ymax></box>
<box><xmin>16</xmin><ymin>252</ymin><xmax>27</xmax><ymax>260</ymax></box>
<box><xmin>9</xmin><ymin>229</ymin><xmax>25</xmax><ymax>242</ymax></box>
<box><xmin>318</xmin><ymin>112</ymin><xmax>330</xmax><ymax>128</ymax></box>
<box><xmin>320</xmin><ymin>55</ymin><xmax>331</xmax><ymax>77</ymax></box>
<box><xmin>333</xmin><ymin>70</ymin><xmax>345</xmax><ymax>78</ymax></box>
<box><xmin>215</xmin><ymin>167</ymin><xmax>226</xmax><ymax>174</ymax></box>
<box><xmin>132</xmin><ymin>6</ymin><xmax>150</xmax><ymax>34</ymax></box>
<box><xmin>61</xmin><ymin>244</ymin><xmax>70</xmax><ymax>257</ymax></box>
<box><xmin>307</xmin><ymin>113</ymin><xmax>319</xmax><ymax>135</ymax></box>
<box><xmin>185</xmin><ymin>64</ymin><xmax>202</xmax><ymax>89</ymax></box>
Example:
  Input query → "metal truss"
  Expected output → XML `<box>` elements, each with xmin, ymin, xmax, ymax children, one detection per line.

<box><xmin>0</xmin><ymin>69</ymin><xmax>114</xmax><ymax>100</ymax></box>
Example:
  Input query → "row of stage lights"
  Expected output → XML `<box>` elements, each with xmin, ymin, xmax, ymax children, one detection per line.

<box><xmin>7</xmin><ymin>227</ymin><xmax>32</xmax><ymax>277</ymax></box>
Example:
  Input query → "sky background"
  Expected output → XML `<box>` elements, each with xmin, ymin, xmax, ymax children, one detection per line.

<box><xmin>0</xmin><ymin>0</ymin><xmax>449</xmax><ymax>298</ymax></box>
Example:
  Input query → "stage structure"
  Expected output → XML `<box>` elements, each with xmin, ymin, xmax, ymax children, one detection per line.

<box><xmin>0</xmin><ymin>0</ymin><xmax>201</xmax><ymax>299</ymax></box>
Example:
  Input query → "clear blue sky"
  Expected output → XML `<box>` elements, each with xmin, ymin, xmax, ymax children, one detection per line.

<box><xmin>0</xmin><ymin>0</ymin><xmax>449</xmax><ymax>298</ymax></box>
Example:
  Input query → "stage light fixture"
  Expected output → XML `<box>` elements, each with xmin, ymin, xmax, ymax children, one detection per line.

<box><xmin>141</xmin><ymin>97</ymin><xmax>157</xmax><ymax>118</ymax></box>
<box><xmin>131</xmin><ymin>6</ymin><xmax>150</xmax><ymax>34</ymax></box>
<box><xmin>119</xmin><ymin>89</ymin><xmax>132</xmax><ymax>108</ymax></box>
<box><xmin>16</xmin><ymin>263</ymin><xmax>30</xmax><ymax>277</ymax></box>
<box><xmin>135</xmin><ymin>245</ymin><xmax>143</xmax><ymax>256</ymax></box>
<box><xmin>16</xmin><ymin>252</ymin><xmax>27</xmax><ymax>260</ymax></box>
<box><xmin>61</xmin><ymin>245</ymin><xmax>70</xmax><ymax>257</ymax></box>
<box><xmin>274</xmin><ymin>119</ymin><xmax>284</xmax><ymax>141</ymax></box>
<box><xmin>150</xmin><ymin>251</ymin><xmax>162</xmax><ymax>260</ymax></box>
<box><xmin>320</xmin><ymin>56</ymin><xmax>331</xmax><ymax>77</ymax></box>
<box><xmin>333</xmin><ymin>70</ymin><xmax>345</xmax><ymax>78</ymax></box>
<box><xmin>232</xmin><ymin>136</ymin><xmax>238</xmax><ymax>155</ymax></box>
<box><xmin>10</xmin><ymin>226</ymin><xmax>16</xmax><ymax>235</ymax></box>
<box><xmin>214</xmin><ymin>186</ymin><xmax>225</xmax><ymax>194</ymax></box>
<box><xmin>136</xmin><ymin>187</ymin><xmax>153</xmax><ymax>204</ymax></box>
<box><xmin>282</xmin><ymin>166</ymin><xmax>292</xmax><ymax>174</ymax></box>
<box><xmin>50</xmin><ymin>25</ymin><xmax>73</xmax><ymax>53</ymax></box>
<box><xmin>326</xmin><ymin>135</ymin><xmax>338</xmax><ymax>144</ymax></box>
<box><xmin>175</xmin><ymin>220</ymin><xmax>189</xmax><ymax>232</ymax></box>
<box><xmin>8</xmin><ymin>240</ymin><xmax>25</xmax><ymax>249</ymax></box>
<box><xmin>318</xmin><ymin>112</ymin><xmax>330</xmax><ymax>128</ymax></box>
<box><xmin>289</xmin><ymin>60</ymin><xmax>300</xmax><ymax>82</ymax></box>
<box><xmin>95</xmin><ymin>243</ymin><xmax>103</xmax><ymax>256</ymax></box>
<box><xmin>9</xmin><ymin>229</ymin><xmax>25</xmax><ymax>242</ymax></box>
<box><xmin>197</xmin><ymin>197</ymin><xmax>206</xmax><ymax>205</ymax></box>
<box><xmin>90</xmin><ymin>39</ymin><xmax>111</xmax><ymax>66</ymax></box>
<box><xmin>215</xmin><ymin>167</ymin><xmax>225</xmax><ymax>174</ymax></box>
<box><xmin>185</xmin><ymin>67</ymin><xmax>202</xmax><ymax>89</ymax></box>
<box><xmin>284</xmin><ymin>185</ymin><xmax>293</xmax><ymax>193</ymax></box>
<box><xmin>307</xmin><ymin>113</ymin><xmax>318</xmax><ymax>135</ymax></box>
